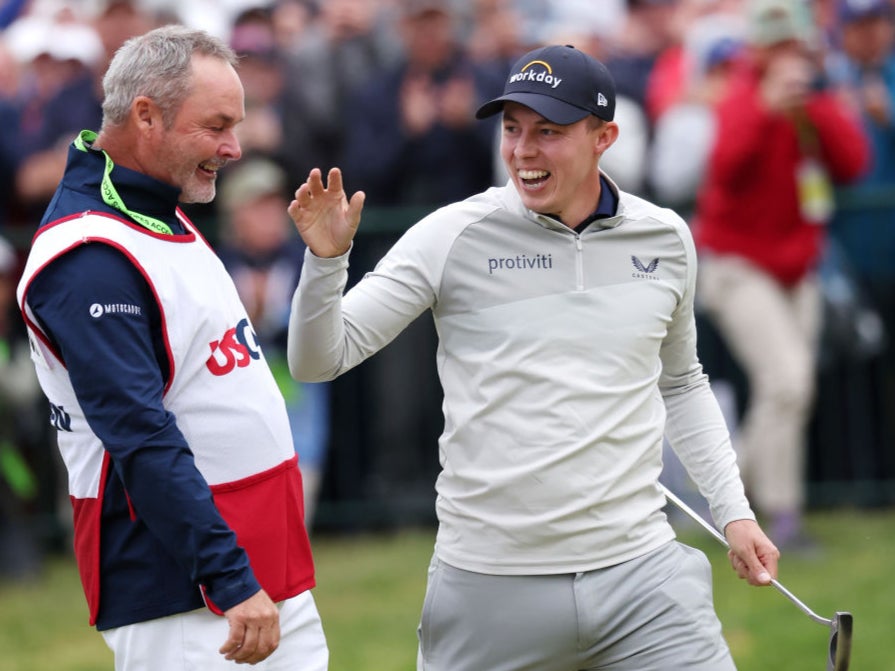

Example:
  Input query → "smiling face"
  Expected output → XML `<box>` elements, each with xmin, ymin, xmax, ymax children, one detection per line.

<box><xmin>499</xmin><ymin>102</ymin><xmax>617</xmax><ymax>227</ymax></box>
<box><xmin>149</xmin><ymin>54</ymin><xmax>245</xmax><ymax>203</ymax></box>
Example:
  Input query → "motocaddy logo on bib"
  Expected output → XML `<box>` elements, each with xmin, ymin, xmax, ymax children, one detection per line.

<box><xmin>205</xmin><ymin>317</ymin><xmax>262</xmax><ymax>376</ymax></box>
<box><xmin>509</xmin><ymin>59</ymin><xmax>563</xmax><ymax>90</ymax></box>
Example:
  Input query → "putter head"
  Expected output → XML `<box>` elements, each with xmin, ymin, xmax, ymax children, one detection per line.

<box><xmin>828</xmin><ymin>612</ymin><xmax>853</xmax><ymax>671</ymax></box>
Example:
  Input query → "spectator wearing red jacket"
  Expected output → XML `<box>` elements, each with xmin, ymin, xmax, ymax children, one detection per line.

<box><xmin>693</xmin><ymin>0</ymin><xmax>869</xmax><ymax>552</ymax></box>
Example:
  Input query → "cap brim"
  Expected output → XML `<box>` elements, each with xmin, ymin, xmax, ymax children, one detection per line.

<box><xmin>475</xmin><ymin>92</ymin><xmax>592</xmax><ymax>125</ymax></box>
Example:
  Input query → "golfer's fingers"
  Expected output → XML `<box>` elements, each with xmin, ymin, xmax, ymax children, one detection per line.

<box><xmin>291</xmin><ymin>183</ymin><xmax>312</xmax><ymax>209</ymax></box>
<box><xmin>326</xmin><ymin>167</ymin><xmax>344</xmax><ymax>196</ymax></box>
<box><xmin>728</xmin><ymin>548</ymin><xmax>773</xmax><ymax>586</ymax></box>
<box><xmin>727</xmin><ymin>549</ymin><xmax>749</xmax><ymax>580</ymax></box>
<box><xmin>306</xmin><ymin>168</ymin><xmax>325</xmax><ymax>197</ymax></box>
<box><xmin>347</xmin><ymin>190</ymin><xmax>366</xmax><ymax>227</ymax></box>
<box><xmin>755</xmin><ymin>541</ymin><xmax>779</xmax><ymax>582</ymax></box>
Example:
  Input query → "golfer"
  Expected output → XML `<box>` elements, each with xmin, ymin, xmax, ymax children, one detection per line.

<box><xmin>287</xmin><ymin>44</ymin><xmax>778</xmax><ymax>670</ymax></box>
<box><xmin>17</xmin><ymin>26</ymin><xmax>326</xmax><ymax>670</ymax></box>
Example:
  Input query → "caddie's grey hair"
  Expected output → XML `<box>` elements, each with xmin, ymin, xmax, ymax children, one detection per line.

<box><xmin>101</xmin><ymin>24</ymin><xmax>238</xmax><ymax>129</ymax></box>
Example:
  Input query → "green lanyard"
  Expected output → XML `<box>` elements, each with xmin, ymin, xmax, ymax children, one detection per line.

<box><xmin>74</xmin><ymin>130</ymin><xmax>174</xmax><ymax>235</ymax></box>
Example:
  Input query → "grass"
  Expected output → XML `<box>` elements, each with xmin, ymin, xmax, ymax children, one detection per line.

<box><xmin>3</xmin><ymin>508</ymin><xmax>894</xmax><ymax>671</ymax></box>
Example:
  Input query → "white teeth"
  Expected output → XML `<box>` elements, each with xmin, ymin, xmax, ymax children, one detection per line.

<box><xmin>518</xmin><ymin>169</ymin><xmax>548</xmax><ymax>180</ymax></box>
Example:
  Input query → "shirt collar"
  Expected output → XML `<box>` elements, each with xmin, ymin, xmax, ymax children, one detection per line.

<box><xmin>574</xmin><ymin>173</ymin><xmax>618</xmax><ymax>233</ymax></box>
<box><xmin>62</xmin><ymin>136</ymin><xmax>187</xmax><ymax>234</ymax></box>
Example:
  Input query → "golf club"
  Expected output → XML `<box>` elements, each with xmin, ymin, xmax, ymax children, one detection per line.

<box><xmin>659</xmin><ymin>483</ymin><xmax>853</xmax><ymax>671</ymax></box>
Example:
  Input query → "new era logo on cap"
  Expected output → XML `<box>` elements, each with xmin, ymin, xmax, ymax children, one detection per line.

<box><xmin>476</xmin><ymin>44</ymin><xmax>616</xmax><ymax>125</ymax></box>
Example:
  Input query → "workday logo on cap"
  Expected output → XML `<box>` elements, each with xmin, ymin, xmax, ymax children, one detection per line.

<box><xmin>509</xmin><ymin>59</ymin><xmax>564</xmax><ymax>90</ymax></box>
<box><xmin>476</xmin><ymin>44</ymin><xmax>616</xmax><ymax>125</ymax></box>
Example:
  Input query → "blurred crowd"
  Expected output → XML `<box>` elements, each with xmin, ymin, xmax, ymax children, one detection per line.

<box><xmin>2</xmin><ymin>0</ymin><xmax>895</xmax><ymax>575</ymax></box>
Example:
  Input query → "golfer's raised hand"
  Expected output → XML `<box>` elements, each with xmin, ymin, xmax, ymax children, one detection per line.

<box><xmin>724</xmin><ymin>519</ymin><xmax>780</xmax><ymax>587</ymax></box>
<box><xmin>219</xmin><ymin>589</ymin><xmax>280</xmax><ymax>665</ymax></box>
<box><xmin>288</xmin><ymin>167</ymin><xmax>365</xmax><ymax>258</ymax></box>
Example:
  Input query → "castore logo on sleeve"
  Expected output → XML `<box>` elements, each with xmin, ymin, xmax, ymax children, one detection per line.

<box><xmin>205</xmin><ymin>317</ymin><xmax>262</xmax><ymax>376</ymax></box>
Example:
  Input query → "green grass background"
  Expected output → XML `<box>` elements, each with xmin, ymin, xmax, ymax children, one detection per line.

<box><xmin>2</xmin><ymin>508</ymin><xmax>893</xmax><ymax>671</ymax></box>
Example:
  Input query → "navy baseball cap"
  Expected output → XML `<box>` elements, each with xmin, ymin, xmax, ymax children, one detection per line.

<box><xmin>838</xmin><ymin>0</ymin><xmax>890</xmax><ymax>22</ymax></box>
<box><xmin>475</xmin><ymin>44</ymin><xmax>616</xmax><ymax>124</ymax></box>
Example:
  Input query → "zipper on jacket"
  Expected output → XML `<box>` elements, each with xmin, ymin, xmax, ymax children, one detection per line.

<box><xmin>575</xmin><ymin>235</ymin><xmax>584</xmax><ymax>290</ymax></box>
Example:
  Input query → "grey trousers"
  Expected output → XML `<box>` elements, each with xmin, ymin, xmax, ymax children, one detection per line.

<box><xmin>417</xmin><ymin>541</ymin><xmax>736</xmax><ymax>671</ymax></box>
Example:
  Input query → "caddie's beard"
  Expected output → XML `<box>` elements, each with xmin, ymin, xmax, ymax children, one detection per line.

<box><xmin>177</xmin><ymin>168</ymin><xmax>218</xmax><ymax>204</ymax></box>
<box><xmin>181</xmin><ymin>182</ymin><xmax>216</xmax><ymax>204</ymax></box>
<box><xmin>155</xmin><ymin>142</ymin><xmax>220</xmax><ymax>204</ymax></box>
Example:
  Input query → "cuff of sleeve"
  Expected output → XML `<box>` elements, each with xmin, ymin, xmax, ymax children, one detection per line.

<box><xmin>201</xmin><ymin>573</ymin><xmax>263</xmax><ymax>614</ymax></box>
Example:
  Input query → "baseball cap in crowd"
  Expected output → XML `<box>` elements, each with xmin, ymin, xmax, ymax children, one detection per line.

<box><xmin>475</xmin><ymin>44</ymin><xmax>616</xmax><ymax>125</ymax></box>
<box><xmin>4</xmin><ymin>15</ymin><xmax>104</xmax><ymax>66</ymax></box>
<box><xmin>746</xmin><ymin>0</ymin><xmax>815</xmax><ymax>46</ymax></box>
<box><xmin>218</xmin><ymin>158</ymin><xmax>287</xmax><ymax>213</ymax></box>
<box><xmin>230</xmin><ymin>8</ymin><xmax>279</xmax><ymax>62</ymax></box>
<box><xmin>838</xmin><ymin>0</ymin><xmax>891</xmax><ymax>22</ymax></box>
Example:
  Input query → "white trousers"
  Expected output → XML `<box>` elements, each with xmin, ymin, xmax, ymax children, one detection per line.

<box><xmin>102</xmin><ymin>591</ymin><xmax>328</xmax><ymax>671</ymax></box>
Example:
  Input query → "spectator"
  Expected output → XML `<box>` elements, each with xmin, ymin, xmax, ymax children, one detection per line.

<box><xmin>649</xmin><ymin>9</ymin><xmax>746</xmax><ymax>210</ymax></box>
<box><xmin>339</xmin><ymin>0</ymin><xmax>501</xmax><ymax>207</ymax></box>
<box><xmin>228</xmin><ymin>5</ymin><xmax>341</xmax><ymax>190</ymax></box>
<box><xmin>216</xmin><ymin>157</ymin><xmax>331</xmax><ymax>527</ymax></box>
<box><xmin>9</xmin><ymin>11</ymin><xmax>105</xmax><ymax>198</ymax></box>
<box><xmin>281</xmin><ymin>0</ymin><xmax>402</xmax><ymax>164</ymax></box>
<box><xmin>692</xmin><ymin>0</ymin><xmax>870</xmax><ymax>551</ymax></box>
<box><xmin>466</xmin><ymin>0</ymin><xmax>545</xmax><ymax>72</ymax></box>
<box><xmin>270</xmin><ymin>0</ymin><xmax>317</xmax><ymax>52</ymax></box>
<box><xmin>6</xmin><ymin>3</ymin><xmax>153</xmax><ymax>231</ymax></box>
<box><xmin>605</xmin><ymin>0</ymin><xmax>682</xmax><ymax>113</ymax></box>
<box><xmin>93</xmin><ymin>0</ymin><xmax>157</xmax><ymax>67</ymax></box>
<box><xmin>644</xmin><ymin>0</ymin><xmax>747</xmax><ymax>124</ymax></box>
<box><xmin>824</xmin><ymin>0</ymin><xmax>895</xmax><ymax>495</ymax></box>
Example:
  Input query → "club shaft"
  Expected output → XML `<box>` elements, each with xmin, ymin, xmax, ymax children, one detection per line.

<box><xmin>659</xmin><ymin>484</ymin><xmax>832</xmax><ymax>626</ymax></box>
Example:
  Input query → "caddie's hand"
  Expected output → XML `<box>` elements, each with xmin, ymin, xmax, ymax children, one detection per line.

<box><xmin>724</xmin><ymin>519</ymin><xmax>779</xmax><ymax>587</ymax></box>
<box><xmin>219</xmin><ymin>589</ymin><xmax>280</xmax><ymax>665</ymax></box>
<box><xmin>288</xmin><ymin>167</ymin><xmax>365</xmax><ymax>258</ymax></box>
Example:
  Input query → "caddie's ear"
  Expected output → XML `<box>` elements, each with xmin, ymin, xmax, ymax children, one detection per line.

<box><xmin>132</xmin><ymin>96</ymin><xmax>162</xmax><ymax>134</ymax></box>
